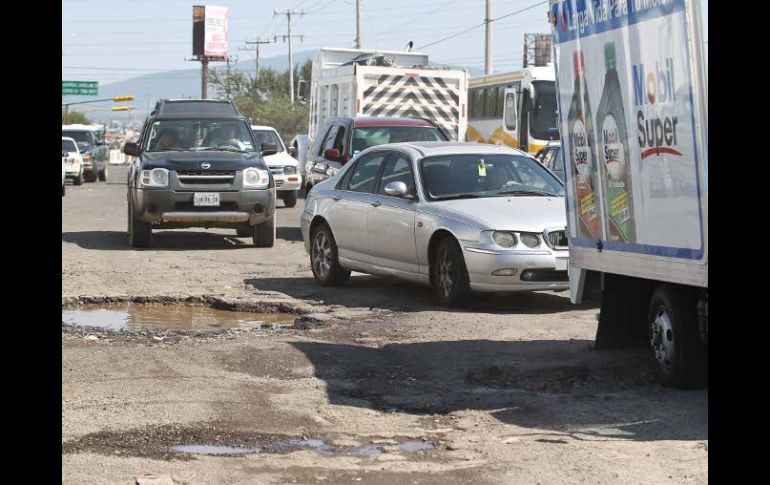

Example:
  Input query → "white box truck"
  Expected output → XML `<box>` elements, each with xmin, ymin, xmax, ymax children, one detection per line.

<box><xmin>549</xmin><ymin>0</ymin><xmax>707</xmax><ymax>388</ymax></box>
<box><xmin>292</xmin><ymin>48</ymin><xmax>468</xmax><ymax>168</ymax></box>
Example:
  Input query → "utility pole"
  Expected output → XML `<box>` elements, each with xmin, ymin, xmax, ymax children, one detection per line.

<box><xmin>240</xmin><ymin>37</ymin><xmax>271</xmax><ymax>78</ymax></box>
<box><xmin>485</xmin><ymin>0</ymin><xmax>493</xmax><ymax>75</ymax></box>
<box><xmin>201</xmin><ymin>58</ymin><xmax>209</xmax><ymax>98</ymax></box>
<box><xmin>274</xmin><ymin>9</ymin><xmax>304</xmax><ymax>104</ymax></box>
<box><xmin>355</xmin><ymin>0</ymin><xmax>362</xmax><ymax>49</ymax></box>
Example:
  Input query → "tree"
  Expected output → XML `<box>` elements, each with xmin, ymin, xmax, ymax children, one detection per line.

<box><xmin>62</xmin><ymin>110</ymin><xmax>89</xmax><ymax>125</ymax></box>
<box><xmin>207</xmin><ymin>60</ymin><xmax>313</xmax><ymax>141</ymax></box>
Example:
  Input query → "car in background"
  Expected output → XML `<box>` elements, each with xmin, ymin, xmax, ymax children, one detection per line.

<box><xmin>62</xmin><ymin>136</ymin><xmax>84</xmax><ymax>186</ymax></box>
<box><xmin>534</xmin><ymin>142</ymin><xmax>564</xmax><ymax>182</ymax></box>
<box><xmin>62</xmin><ymin>124</ymin><xmax>109</xmax><ymax>182</ymax></box>
<box><xmin>303</xmin><ymin>117</ymin><xmax>449</xmax><ymax>193</ymax></box>
<box><xmin>301</xmin><ymin>142</ymin><xmax>569</xmax><ymax>307</ymax></box>
<box><xmin>251</xmin><ymin>125</ymin><xmax>301</xmax><ymax>208</ymax></box>
<box><xmin>124</xmin><ymin>99</ymin><xmax>277</xmax><ymax>248</ymax></box>
<box><xmin>62</xmin><ymin>153</ymin><xmax>66</xmax><ymax>197</ymax></box>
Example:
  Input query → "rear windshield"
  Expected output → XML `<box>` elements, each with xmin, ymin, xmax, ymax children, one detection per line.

<box><xmin>350</xmin><ymin>126</ymin><xmax>447</xmax><ymax>155</ymax></box>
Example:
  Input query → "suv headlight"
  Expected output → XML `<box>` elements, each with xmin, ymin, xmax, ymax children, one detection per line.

<box><xmin>243</xmin><ymin>167</ymin><xmax>270</xmax><ymax>188</ymax></box>
<box><xmin>492</xmin><ymin>231</ymin><xmax>517</xmax><ymax>248</ymax></box>
<box><xmin>140</xmin><ymin>168</ymin><xmax>169</xmax><ymax>187</ymax></box>
<box><xmin>283</xmin><ymin>165</ymin><xmax>297</xmax><ymax>175</ymax></box>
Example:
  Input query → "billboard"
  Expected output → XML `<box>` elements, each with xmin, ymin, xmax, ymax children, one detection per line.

<box><xmin>551</xmin><ymin>0</ymin><xmax>704</xmax><ymax>259</ymax></box>
<box><xmin>192</xmin><ymin>5</ymin><xmax>228</xmax><ymax>59</ymax></box>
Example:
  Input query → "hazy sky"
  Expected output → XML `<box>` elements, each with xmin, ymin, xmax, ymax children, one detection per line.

<box><xmin>62</xmin><ymin>0</ymin><xmax>555</xmax><ymax>86</ymax></box>
<box><xmin>62</xmin><ymin>0</ymin><xmax>707</xmax><ymax>87</ymax></box>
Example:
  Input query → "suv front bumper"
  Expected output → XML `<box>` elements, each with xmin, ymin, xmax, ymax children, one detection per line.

<box><xmin>131</xmin><ymin>187</ymin><xmax>276</xmax><ymax>228</ymax></box>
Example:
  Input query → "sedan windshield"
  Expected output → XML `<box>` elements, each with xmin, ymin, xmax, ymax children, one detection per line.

<box><xmin>145</xmin><ymin>119</ymin><xmax>255</xmax><ymax>153</ymax></box>
<box><xmin>420</xmin><ymin>154</ymin><xmax>565</xmax><ymax>201</ymax></box>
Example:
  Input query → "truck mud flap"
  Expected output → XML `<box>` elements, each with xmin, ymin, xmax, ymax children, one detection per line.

<box><xmin>595</xmin><ymin>273</ymin><xmax>653</xmax><ymax>350</ymax></box>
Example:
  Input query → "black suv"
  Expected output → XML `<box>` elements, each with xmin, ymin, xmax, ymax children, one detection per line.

<box><xmin>124</xmin><ymin>99</ymin><xmax>277</xmax><ymax>248</ymax></box>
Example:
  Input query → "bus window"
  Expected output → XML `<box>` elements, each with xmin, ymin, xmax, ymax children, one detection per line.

<box><xmin>504</xmin><ymin>92</ymin><xmax>517</xmax><ymax>131</ymax></box>
<box><xmin>484</xmin><ymin>87</ymin><xmax>497</xmax><ymax>118</ymax></box>
<box><xmin>470</xmin><ymin>88</ymin><xmax>484</xmax><ymax>120</ymax></box>
<box><xmin>495</xmin><ymin>86</ymin><xmax>505</xmax><ymax>117</ymax></box>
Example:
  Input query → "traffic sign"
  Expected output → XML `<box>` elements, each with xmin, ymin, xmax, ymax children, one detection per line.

<box><xmin>62</xmin><ymin>81</ymin><xmax>98</xmax><ymax>96</ymax></box>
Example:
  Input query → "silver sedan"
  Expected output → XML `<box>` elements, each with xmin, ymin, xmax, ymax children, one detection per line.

<box><xmin>300</xmin><ymin>142</ymin><xmax>569</xmax><ymax>307</ymax></box>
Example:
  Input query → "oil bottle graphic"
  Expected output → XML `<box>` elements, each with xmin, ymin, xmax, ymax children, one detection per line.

<box><xmin>595</xmin><ymin>42</ymin><xmax>635</xmax><ymax>243</ymax></box>
<box><xmin>566</xmin><ymin>49</ymin><xmax>601</xmax><ymax>240</ymax></box>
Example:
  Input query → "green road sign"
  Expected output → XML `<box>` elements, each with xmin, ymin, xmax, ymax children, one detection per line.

<box><xmin>62</xmin><ymin>81</ymin><xmax>98</xmax><ymax>96</ymax></box>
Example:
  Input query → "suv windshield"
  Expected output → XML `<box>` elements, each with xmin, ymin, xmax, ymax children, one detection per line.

<box><xmin>251</xmin><ymin>129</ymin><xmax>284</xmax><ymax>153</ymax></box>
<box><xmin>61</xmin><ymin>131</ymin><xmax>93</xmax><ymax>148</ymax></box>
<box><xmin>420</xmin><ymin>154</ymin><xmax>565</xmax><ymax>201</ymax></box>
<box><xmin>351</xmin><ymin>126</ymin><xmax>447</xmax><ymax>155</ymax></box>
<box><xmin>145</xmin><ymin>119</ymin><xmax>255</xmax><ymax>152</ymax></box>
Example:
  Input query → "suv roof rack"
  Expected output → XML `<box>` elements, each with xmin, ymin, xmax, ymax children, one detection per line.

<box><xmin>151</xmin><ymin>99</ymin><xmax>243</xmax><ymax>118</ymax></box>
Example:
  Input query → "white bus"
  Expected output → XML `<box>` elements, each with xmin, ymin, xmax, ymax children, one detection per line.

<box><xmin>466</xmin><ymin>65</ymin><xmax>559</xmax><ymax>155</ymax></box>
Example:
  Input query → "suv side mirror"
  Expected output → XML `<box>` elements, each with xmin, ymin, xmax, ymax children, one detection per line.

<box><xmin>260</xmin><ymin>143</ymin><xmax>278</xmax><ymax>156</ymax></box>
<box><xmin>62</xmin><ymin>150</ymin><xmax>68</xmax><ymax>158</ymax></box>
<box><xmin>324</xmin><ymin>148</ymin><xmax>340</xmax><ymax>161</ymax></box>
<box><xmin>123</xmin><ymin>142</ymin><xmax>139</xmax><ymax>156</ymax></box>
<box><xmin>288</xmin><ymin>146</ymin><xmax>297</xmax><ymax>157</ymax></box>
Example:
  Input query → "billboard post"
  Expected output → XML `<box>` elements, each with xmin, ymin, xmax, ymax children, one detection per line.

<box><xmin>192</xmin><ymin>5</ymin><xmax>228</xmax><ymax>99</ymax></box>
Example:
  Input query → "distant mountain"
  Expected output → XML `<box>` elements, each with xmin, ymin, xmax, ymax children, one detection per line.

<box><xmin>63</xmin><ymin>49</ymin><xmax>485</xmax><ymax>123</ymax></box>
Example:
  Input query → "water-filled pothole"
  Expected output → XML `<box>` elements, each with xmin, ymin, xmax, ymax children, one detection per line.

<box><xmin>169</xmin><ymin>438</ymin><xmax>436</xmax><ymax>457</ymax></box>
<box><xmin>61</xmin><ymin>303</ymin><xmax>296</xmax><ymax>332</ymax></box>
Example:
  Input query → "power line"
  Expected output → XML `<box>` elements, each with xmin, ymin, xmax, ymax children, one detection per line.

<box><xmin>416</xmin><ymin>1</ymin><xmax>548</xmax><ymax>50</ymax></box>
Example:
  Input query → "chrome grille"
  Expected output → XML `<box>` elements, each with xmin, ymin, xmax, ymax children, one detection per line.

<box><xmin>176</xmin><ymin>169</ymin><xmax>235</xmax><ymax>185</ymax></box>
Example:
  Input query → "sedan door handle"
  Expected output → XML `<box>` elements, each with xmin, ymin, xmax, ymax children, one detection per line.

<box><xmin>371</xmin><ymin>201</ymin><xmax>381</xmax><ymax>207</ymax></box>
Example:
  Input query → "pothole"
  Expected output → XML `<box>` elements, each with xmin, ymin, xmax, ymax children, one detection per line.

<box><xmin>61</xmin><ymin>303</ymin><xmax>297</xmax><ymax>332</ymax></box>
<box><xmin>62</xmin><ymin>422</ymin><xmax>435</xmax><ymax>460</ymax></box>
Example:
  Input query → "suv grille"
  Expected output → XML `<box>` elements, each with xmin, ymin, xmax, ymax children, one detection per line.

<box><xmin>176</xmin><ymin>169</ymin><xmax>235</xmax><ymax>185</ymax></box>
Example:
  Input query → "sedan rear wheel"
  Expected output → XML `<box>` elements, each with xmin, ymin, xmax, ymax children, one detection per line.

<box><xmin>310</xmin><ymin>223</ymin><xmax>350</xmax><ymax>286</ymax></box>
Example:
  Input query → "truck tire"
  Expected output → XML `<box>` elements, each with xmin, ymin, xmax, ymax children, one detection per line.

<box><xmin>98</xmin><ymin>164</ymin><xmax>108</xmax><ymax>182</ymax></box>
<box><xmin>282</xmin><ymin>190</ymin><xmax>298</xmax><ymax>208</ymax></box>
<box><xmin>236</xmin><ymin>226</ymin><xmax>251</xmax><ymax>238</ymax></box>
<box><xmin>648</xmin><ymin>284</ymin><xmax>707</xmax><ymax>389</ymax></box>
<box><xmin>84</xmin><ymin>170</ymin><xmax>98</xmax><ymax>183</ymax></box>
<box><xmin>432</xmin><ymin>236</ymin><xmax>472</xmax><ymax>308</ymax></box>
<box><xmin>127</xmin><ymin>199</ymin><xmax>152</xmax><ymax>248</ymax></box>
<box><xmin>253</xmin><ymin>215</ymin><xmax>275</xmax><ymax>248</ymax></box>
<box><xmin>310</xmin><ymin>222</ymin><xmax>350</xmax><ymax>286</ymax></box>
<box><xmin>62</xmin><ymin>183</ymin><xmax>66</xmax><ymax>197</ymax></box>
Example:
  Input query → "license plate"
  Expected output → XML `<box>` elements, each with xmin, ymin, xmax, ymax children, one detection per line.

<box><xmin>193</xmin><ymin>192</ymin><xmax>220</xmax><ymax>206</ymax></box>
<box><xmin>555</xmin><ymin>257</ymin><xmax>568</xmax><ymax>271</ymax></box>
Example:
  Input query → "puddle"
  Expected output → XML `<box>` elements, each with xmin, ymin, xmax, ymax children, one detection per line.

<box><xmin>397</xmin><ymin>441</ymin><xmax>435</xmax><ymax>453</ymax></box>
<box><xmin>170</xmin><ymin>445</ymin><xmax>261</xmax><ymax>455</ymax></box>
<box><xmin>170</xmin><ymin>438</ymin><xmax>434</xmax><ymax>458</ymax></box>
<box><xmin>61</xmin><ymin>303</ymin><xmax>296</xmax><ymax>332</ymax></box>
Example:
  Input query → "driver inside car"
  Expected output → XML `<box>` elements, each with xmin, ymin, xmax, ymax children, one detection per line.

<box><xmin>209</xmin><ymin>124</ymin><xmax>246</xmax><ymax>150</ymax></box>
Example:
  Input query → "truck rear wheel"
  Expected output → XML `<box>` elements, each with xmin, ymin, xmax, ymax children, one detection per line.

<box><xmin>98</xmin><ymin>165</ymin><xmax>108</xmax><ymax>182</ymax></box>
<box><xmin>648</xmin><ymin>284</ymin><xmax>707</xmax><ymax>389</ymax></box>
<box><xmin>84</xmin><ymin>170</ymin><xmax>97</xmax><ymax>183</ymax></box>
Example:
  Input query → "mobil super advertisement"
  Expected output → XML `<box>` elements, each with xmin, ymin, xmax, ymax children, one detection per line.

<box><xmin>551</xmin><ymin>0</ymin><xmax>704</xmax><ymax>258</ymax></box>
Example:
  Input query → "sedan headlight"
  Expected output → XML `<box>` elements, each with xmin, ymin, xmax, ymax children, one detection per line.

<box><xmin>492</xmin><ymin>231</ymin><xmax>517</xmax><ymax>248</ymax></box>
<box><xmin>243</xmin><ymin>167</ymin><xmax>270</xmax><ymax>188</ymax></box>
<box><xmin>519</xmin><ymin>233</ymin><xmax>541</xmax><ymax>248</ymax></box>
<box><xmin>283</xmin><ymin>165</ymin><xmax>297</xmax><ymax>175</ymax></box>
<box><xmin>140</xmin><ymin>168</ymin><xmax>169</xmax><ymax>187</ymax></box>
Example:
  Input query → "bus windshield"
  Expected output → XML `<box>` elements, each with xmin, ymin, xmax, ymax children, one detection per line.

<box><xmin>530</xmin><ymin>80</ymin><xmax>558</xmax><ymax>141</ymax></box>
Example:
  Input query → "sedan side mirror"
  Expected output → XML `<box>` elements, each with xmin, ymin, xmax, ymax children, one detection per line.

<box><xmin>123</xmin><ymin>142</ymin><xmax>139</xmax><ymax>156</ymax></box>
<box><xmin>384</xmin><ymin>181</ymin><xmax>410</xmax><ymax>198</ymax></box>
